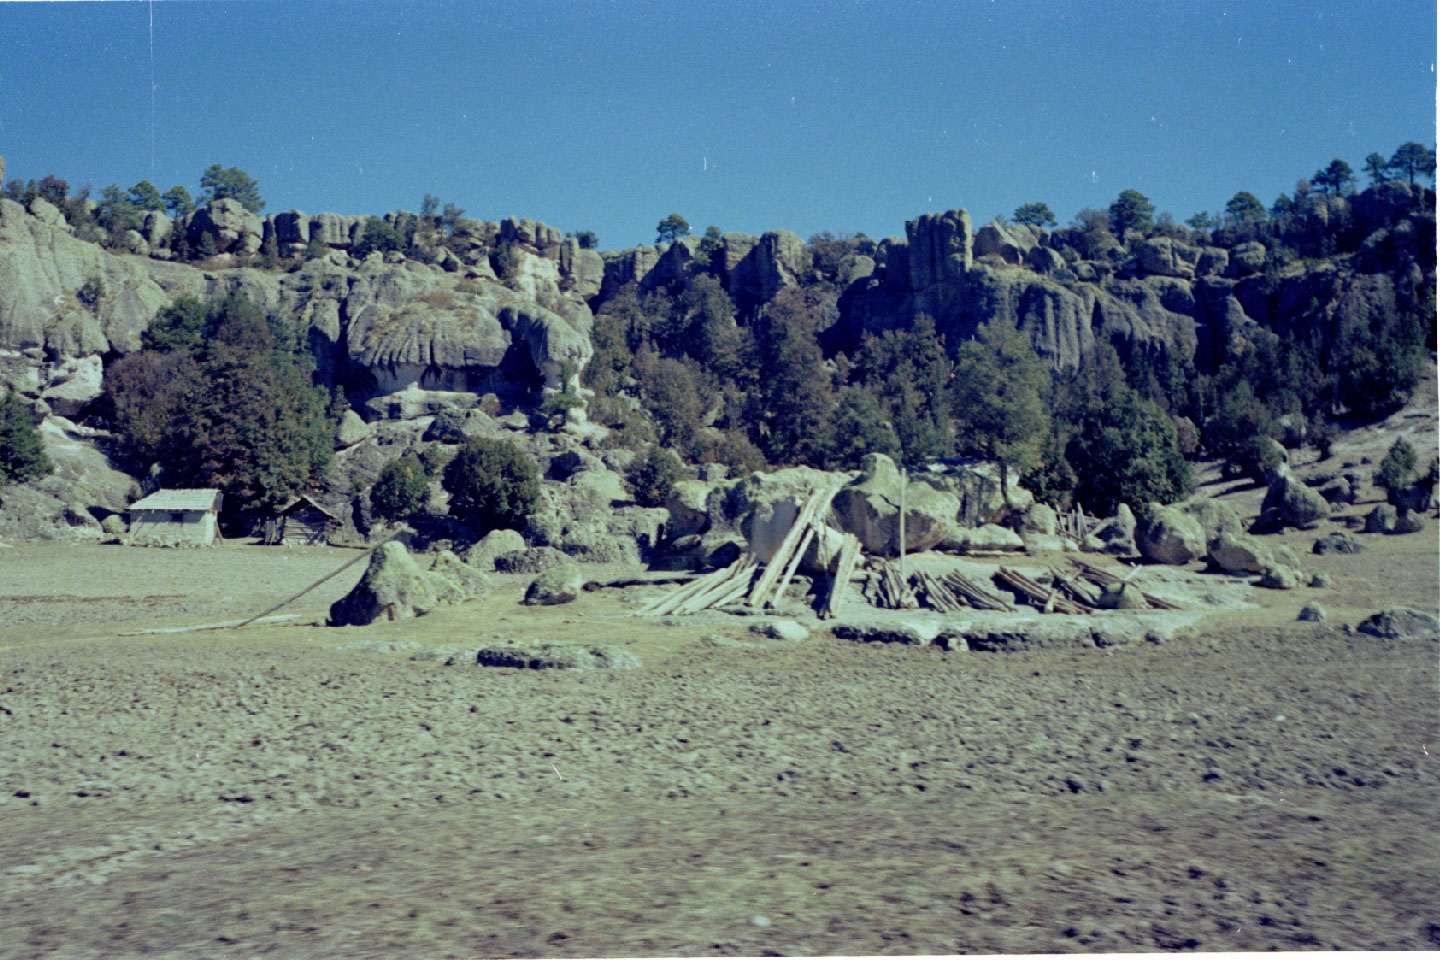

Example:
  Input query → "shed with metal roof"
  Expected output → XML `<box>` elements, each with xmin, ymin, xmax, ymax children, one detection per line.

<box><xmin>127</xmin><ymin>489</ymin><xmax>223</xmax><ymax>547</ymax></box>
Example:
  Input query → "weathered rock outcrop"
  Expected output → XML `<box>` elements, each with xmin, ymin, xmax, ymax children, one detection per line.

<box><xmin>329</xmin><ymin>542</ymin><xmax>439</xmax><ymax>625</ymax></box>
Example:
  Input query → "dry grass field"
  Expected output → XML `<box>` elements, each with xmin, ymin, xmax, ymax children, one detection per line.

<box><xmin>1</xmin><ymin>502</ymin><xmax>1436</xmax><ymax>958</ymax></box>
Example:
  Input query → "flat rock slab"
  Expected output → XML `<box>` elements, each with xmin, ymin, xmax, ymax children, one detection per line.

<box><xmin>831</xmin><ymin>610</ymin><xmax>1206</xmax><ymax>652</ymax></box>
<box><xmin>1356</xmin><ymin>608</ymin><xmax>1440</xmax><ymax>640</ymax></box>
<box><xmin>472</xmin><ymin>641</ymin><xmax>641</xmax><ymax>669</ymax></box>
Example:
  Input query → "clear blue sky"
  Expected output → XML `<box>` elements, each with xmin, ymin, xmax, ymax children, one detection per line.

<box><xmin>1</xmin><ymin>0</ymin><xmax>1434</xmax><ymax>248</ymax></box>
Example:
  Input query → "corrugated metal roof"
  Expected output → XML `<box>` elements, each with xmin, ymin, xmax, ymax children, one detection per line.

<box><xmin>129</xmin><ymin>489</ymin><xmax>223</xmax><ymax>512</ymax></box>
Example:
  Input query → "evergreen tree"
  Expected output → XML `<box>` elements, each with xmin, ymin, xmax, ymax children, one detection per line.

<box><xmin>1012</xmin><ymin>202</ymin><xmax>1057</xmax><ymax>228</ymax></box>
<box><xmin>751</xmin><ymin>287</ymin><xmax>835</xmax><ymax>467</ymax></box>
<box><xmin>162</xmin><ymin>185</ymin><xmax>195</xmax><ymax>218</ymax></box>
<box><xmin>96</xmin><ymin>184</ymin><xmax>140</xmax><ymax>235</ymax></box>
<box><xmin>828</xmin><ymin>385</ymin><xmax>900</xmax><ymax>469</ymax></box>
<box><xmin>655</xmin><ymin>213</ymin><xmax>690</xmax><ymax>244</ymax></box>
<box><xmin>199</xmin><ymin>164</ymin><xmax>265</xmax><ymax>212</ymax></box>
<box><xmin>851</xmin><ymin>313</ymin><xmax>953</xmax><ymax>467</ymax></box>
<box><xmin>1224</xmin><ymin>191</ymin><xmax>1266</xmax><ymax>225</ymax></box>
<box><xmin>949</xmin><ymin>316</ymin><xmax>1050</xmax><ymax>502</ymax></box>
<box><xmin>1387</xmin><ymin>142</ymin><xmax>1437</xmax><ymax>184</ymax></box>
<box><xmin>624</xmin><ymin>445</ymin><xmax>685</xmax><ymax>508</ymax></box>
<box><xmin>1375</xmin><ymin>438</ymin><xmax>1417</xmax><ymax>504</ymax></box>
<box><xmin>442</xmin><ymin>437</ymin><xmax>540</xmax><ymax>532</ymax></box>
<box><xmin>1312</xmin><ymin>158</ymin><xmax>1355</xmax><ymax>196</ymax></box>
<box><xmin>371</xmin><ymin>455</ymin><xmax>429</xmax><ymax>520</ymax></box>
<box><xmin>1269</xmin><ymin>193</ymin><xmax>1295</xmax><ymax>218</ymax></box>
<box><xmin>1065</xmin><ymin>388</ymin><xmax>1192</xmax><ymax>516</ymax></box>
<box><xmin>1363</xmin><ymin>152</ymin><xmax>1392</xmax><ymax>187</ymax></box>
<box><xmin>0</xmin><ymin>389</ymin><xmax>52</xmax><ymax>485</ymax></box>
<box><xmin>128</xmin><ymin>180</ymin><xmax>165</xmax><ymax>212</ymax></box>
<box><xmin>1108</xmin><ymin>189</ymin><xmax>1155</xmax><ymax>237</ymax></box>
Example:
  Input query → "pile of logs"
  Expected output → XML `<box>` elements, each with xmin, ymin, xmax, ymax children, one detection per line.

<box><xmin>993</xmin><ymin>566</ymin><xmax>1092</xmax><ymax>614</ymax></box>
<box><xmin>1069</xmin><ymin>558</ymin><xmax>1183</xmax><ymax>610</ymax></box>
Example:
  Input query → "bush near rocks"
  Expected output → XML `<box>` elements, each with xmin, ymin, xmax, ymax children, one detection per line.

<box><xmin>624</xmin><ymin>445</ymin><xmax>685</xmax><ymax>508</ymax></box>
<box><xmin>442</xmin><ymin>436</ymin><xmax>540</xmax><ymax>533</ymax></box>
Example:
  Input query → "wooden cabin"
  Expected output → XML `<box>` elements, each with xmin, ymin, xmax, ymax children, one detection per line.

<box><xmin>128</xmin><ymin>489</ymin><xmax>223</xmax><ymax>547</ymax></box>
<box><xmin>265</xmin><ymin>494</ymin><xmax>340</xmax><ymax>546</ymax></box>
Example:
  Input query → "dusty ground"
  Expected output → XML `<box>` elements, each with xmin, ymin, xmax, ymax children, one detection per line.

<box><xmin>1</xmin><ymin>492</ymin><xmax>1437</xmax><ymax>959</ymax></box>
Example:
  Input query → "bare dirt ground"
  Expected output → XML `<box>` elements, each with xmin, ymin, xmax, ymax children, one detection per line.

<box><xmin>0</xmin><ymin>498</ymin><xmax>1436</xmax><ymax>959</ymax></box>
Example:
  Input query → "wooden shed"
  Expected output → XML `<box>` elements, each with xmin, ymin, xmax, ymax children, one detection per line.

<box><xmin>265</xmin><ymin>494</ymin><xmax>340</xmax><ymax>546</ymax></box>
<box><xmin>128</xmin><ymin>489</ymin><xmax>223</xmax><ymax>547</ymax></box>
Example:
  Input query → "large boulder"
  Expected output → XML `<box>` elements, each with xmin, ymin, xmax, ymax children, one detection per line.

<box><xmin>493</xmin><ymin>545</ymin><xmax>571</xmax><ymax>574</ymax></box>
<box><xmin>1180</xmin><ymin>499</ymin><xmax>1243</xmax><ymax>542</ymax></box>
<box><xmin>972</xmin><ymin>221</ymin><xmax>1033</xmax><ymax>265</ymax></box>
<box><xmin>1206</xmin><ymin>531</ymin><xmax>1272</xmax><ymax>574</ymax></box>
<box><xmin>1363</xmin><ymin>504</ymin><xmax>1398</xmax><ymax>534</ymax></box>
<box><xmin>329</xmin><ymin>542</ymin><xmax>438</xmax><ymax>625</ymax></box>
<box><xmin>1083</xmin><ymin>504</ymin><xmax>1137</xmax><ymax>556</ymax></box>
<box><xmin>523</xmin><ymin>560</ymin><xmax>584</xmax><ymax>605</ymax></box>
<box><xmin>1256</xmin><ymin>465</ymin><xmax>1330</xmax><ymax>531</ymax></box>
<box><xmin>335</xmin><ymin>409</ymin><xmax>375</xmax><ymax>447</ymax></box>
<box><xmin>1133</xmin><ymin>237</ymin><xmax>1198</xmax><ymax>279</ymax></box>
<box><xmin>189</xmin><ymin>198</ymin><xmax>264</xmax><ymax>255</ymax></box>
<box><xmin>464</xmin><ymin>528</ymin><xmax>526</xmax><ymax>571</ymax></box>
<box><xmin>1134</xmin><ymin>502</ymin><xmax>1205</xmax><ymax>565</ymax></box>
<box><xmin>423</xmin><ymin>408</ymin><xmax>501</xmax><ymax>443</ymax></box>
<box><xmin>830</xmin><ymin>454</ymin><xmax>961</xmax><ymax>557</ymax></box>
<box><xmin>427</xmin><ymin>550</ymin><xmax>489</xmax><ymax>603</ymax></box>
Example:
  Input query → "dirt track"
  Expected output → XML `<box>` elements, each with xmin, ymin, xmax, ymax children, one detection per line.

<box><xmin>0</xmin><ymin>530</ymin><xmax>1437</xmax><ymax>957</ymax></box>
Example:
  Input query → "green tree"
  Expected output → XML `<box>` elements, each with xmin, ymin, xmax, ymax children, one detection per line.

<box><xmin>0</xmin><ymin>389</ymin><xmax>52</xmax><ymax>485</ymax></box>
<box><xmin>851</xmin><ymin>313</ymin><xmax>953</xmax><ymax>468</ymax></box>
<box><xmin>95</xmin><ymin>184</ymin><xmax>140</xmax><ymax>235</ymax></box>
<box><xmin>1224</xmin><ymin>191</ymin><xmax>1266</xmax><ymax>224</ymax></box>
<box><xmin>1269</xmin><ymin>193</ymin><xmax>1295</xmax><ymax>217</ymax></box>
<box><xmin>949</xmin><ymin>316</ymin><xmax>1050</xmax><ymax>503</ymax></box>
<box><xmin>1312</xmin><ymin>158</ymin><xmax>1355</xmax><ymax>196</ymax></box>
<box><xmin>678</xmin><ymin>274</ymin><xmax>743</xmax><ymax>376</ymax></box>
<box><xmin>440</xmin><ymin>202</ymin><xmax>466</xmax><ymax>235</ymax></box>
<box><xmin>259</xmin><ymin>232</ymin><xmax>281</xmax><ymax>269</ymax></box>
<box><xmin>695</xmin><ymin>225</ymin><xmax>724</xmax><ymax>266</ymax></box>
<box><xmin>419</xmin><ymin>193</ymin><xmax>440</xmax><ymax>217</ymax></box>
<box><xmin>1375</xmin><ymin>438</ymin><xmax>1417</xmax><ymax>504</ymax></box>
<box><xmin>103</xmin><ymin>350</ymin><xmax>201</xmax><ymax>468</ymax></box>
<box><xmin>655</xmin><ymin>213</ymin><xmax>691</xmax><ymax>245</ymax></box>
<box><xmin>1065</xmin><ymin>388</ymin><xmax>1192</xmax><ymax>516</ymax></box>
<box><xmin>371</xmin><ymin>455</ymin><xmax>429</xmax><ymax>520</ymax></box>
<box><xmin>1108</xmin><ymin>189</ymin><xmax>1155</xmax><ymax>237</ymax></box>
<box><xmin>162</xmin><ymin>185</ymin><xmax>195</xmax><ymax>218</ymax></box>
<box><xmin>36</xmin><ymin>174</ymin><xmax>68</xmax><ymax>205</ymax></box>
<box><xmin>128</xmin><ymin>180</ymin><xmax>165</xmax><ymax>212</ymax></box>
<box><xmin>1185</xmin><ymin>211</ymin><xmax>1215</xmax><ymax>232</ymax></box>
<box><xmin>353</xmin><ymin>217</ymin><xmax>401</xmax><ymax>258</ymax></box>
<box><xmin>624</xmin><ymin>445</ymin><xmax>685</xmax><ymax>508</ymax></box>
<box><xmin>1387</xmin><ymin>142</ymin><xmax>1437</xmax><ymax>184</ymax></box>
<box><xmin>1363</xmin><ymin>152</ymin><xmax>1392</xmax><ymax>187</ymax></box>
<box><xmin>141</xmin><ymin>295</ymin><xmax>212</xmax><ymax>354</ymax></box>
<box><xmin>828</xmin><ymin>385</ymin><xmax>900</xmax><ymax>469</ymax></box>
<box><xmin>1012</xmin><ymin>202</ymin><xmax>1057</xmax><ymax>228</ymax></box>
<box><xmin>199</xmin><ymin>164</ymin><xmax>265</xmax><ymax>212</ymax></box>
<box><xmin>442</xmin><ymin>437</ymin><xmax>540</xmax><ymax>532</ymax></box>
<box><xmin>751</xmin><ymin>287</ymin><xmax>835</xmax><ymax>467</ymax></box>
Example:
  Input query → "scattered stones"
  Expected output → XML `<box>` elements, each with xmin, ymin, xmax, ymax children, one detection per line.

<box><xmin>831</xmin><ymin>617</ymin><xmax>940</xmax><ymax>646</ymax></box>
<box><xmin>1356</xmin><ymin>608</ymin><xmax>1439</xmax><ymax>640</ymax></box>
<box><xmin>523</xmin><ymin>560</ymin><xmax>584</xmax><ymax>605</ymax></box>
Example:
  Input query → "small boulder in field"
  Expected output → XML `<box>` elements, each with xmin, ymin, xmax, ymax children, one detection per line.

<box><xmin>1256</xmin><ymin>466</ymin><xmax>1330</xmax><ymax>531</ymax></box>
<box><xmin>1356</xmin><ymin>608</ymin><xmax>1440</xmax><ymax>640</ymax></box>
<box><xmin>752</xmin><ymin>619</ymin><xmax>810</xmax><ymax>642</ymax></box>
<box><xmin>1135</xmin><ymin>503</ymin><xmax>1205</xmax><ymax>565</ymax></box>
<box><xmin>493</xmin><ymin>545</ymin><xmax>569</xmax><ymax>574</ymax></box>
<box><xmin>1258</xmin><ymin>563</ymin><xmax>1301</xmax><ymax>590</ymax></box>
<box><xmin>1393</xmin><ymin>509</ymin><xmax>1425</xmax><ymax>534</ymax></box>
<box><xmin>523</xmin><ymin>560</ymin><xmax>584</xmax><ymax>605</ymax></box>
<box><xmin>1312</xmin><ymin>532</ymin><xmax>1366</xmax><ymax>555</ymax></box>
<box><xmin>100</xmin><ymin>515</ymin><xmax>126</xmax><ymax>540</ymax></box>
<box><xmin>1363</xmin><ymin>504</ymin><xmax>1398</xmax><ymax>534</ymax></box>
<box><xmin>1298</xmin><ymin>603</ymin><xmax>1326</xmax><ymax>622</ymax></box>
<box><xmin>474</xmin><ymin>641</ymin><xmax>639</xmax><ymax>669</ymax></box>
<box><xmin>329</xmin><ymin>541</ymin><xmax>437</xmax><ymax>625</ymax></box>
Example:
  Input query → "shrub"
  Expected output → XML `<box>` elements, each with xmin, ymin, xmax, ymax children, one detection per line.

<box><xmin>1235</xmin><ymin>434</ymin><xmax>1285</xmax><ymax>482</ymax></box>
<box><xmin>625</xmin><ymin>445</ymin><xmax>685</xmax><ymax>508</ymax></box>
<box><xmin>353</xmin><ymin>217</ymin><xmax>401</xmax><ymax>259</ymax></box>
<box><xmin>1376</xmin><ymin>438</ymin><xmax>1417</xmax><ymax>504</ymax></box>
<box><xmin>78</xmin><ymin>275</ymin><xmax>105</xmax><ymax>307</ymax></box>
<box><xmin>371</xmin><ymin>455</ymin><xmax>429</xmax><ymax>521</ymax></box>
<box><xmin>0</xmin><ymin>389</ymin><xmax>52</xmax><ymax>485</ymax></box>
<box><xmin>442</xmin><ymin>437</ymin><xmax>540</xmax><ymax>532</ymax></box>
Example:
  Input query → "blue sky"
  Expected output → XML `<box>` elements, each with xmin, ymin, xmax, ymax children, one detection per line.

<box><xmin>1</xmin><ymin>0</ymin><xmax>1434</xmax><ymax>248</ymax></box>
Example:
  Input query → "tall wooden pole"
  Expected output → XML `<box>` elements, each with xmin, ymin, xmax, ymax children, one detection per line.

<box><xmin>898</xmin><ymin>466</ymin><xmax>907</xmax><ymax>581</ymax></box>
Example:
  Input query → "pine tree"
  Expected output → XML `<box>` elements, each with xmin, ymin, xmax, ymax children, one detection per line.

<box><xmin>949</xmin><ymin>316</ymin><xmax>1050</xmax><ymax>503</ymax></box>
<box><xmin>752</xmin><ymin>288</ymin><xmax>835</xmax><ymax>467</ymax></box>
<box><xmin>0</xmin><ymin>389</ymin><xmax>52</xmax><ymax>485</ymax></box>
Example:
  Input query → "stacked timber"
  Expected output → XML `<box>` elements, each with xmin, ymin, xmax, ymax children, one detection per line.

<box><xmin>994</xmin><ymin>566</ymin><xmax>1092</xmax><ymax>614</ymax></box>
<box><xmin>636</xmin><ymin>556</ymin><xmax>759</xmax><ymax>616</ymax></box>
<box><xmin>1069</xmin><ymin>558</ymin><xmax>1182</xmax><ymax>610</ymax></box>
<box><xmin>869</xmin><ymin>559</ymin><xmax>918</xmax><ymax>610</ymax></box>
<box><xmin>943</xmin><ymin>571</ymin><xmax>1014</xmax><ymax>611</ymax></box>
<box><xmin>820</xmin><ymin>533</ymin><xmax>864</xmax><ymax>620</ymax></box>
